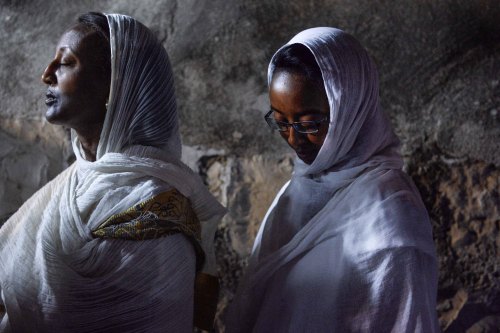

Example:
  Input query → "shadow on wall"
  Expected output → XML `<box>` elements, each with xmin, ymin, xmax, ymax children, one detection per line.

<box><xmin>407</xmin><ymin>143</ymin><xmax>500</xmax><ymax>333</ymax></box>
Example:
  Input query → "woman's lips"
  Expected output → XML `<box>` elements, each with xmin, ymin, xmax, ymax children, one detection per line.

<box><xmin>295</xmin><ymin>149</ymin><xmax>316</xmax><ymax>161</ymax></box>
<box><xmin>45</xmin><ymin>92</ymin><xmax>57</xmax><ymax>106</ymax></box>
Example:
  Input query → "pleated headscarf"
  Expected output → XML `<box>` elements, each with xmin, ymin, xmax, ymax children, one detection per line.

<box><xmin>0</xmin><ymin>14</ymin><xmax>225</xmax><ymax>332</ymax></box>
<box><xmin>226</xmin><ymin>28</ymin><xmax>438</xmax><ymax>332</ymax></box>
<box><xmin>95</xmin><ymin>13</ymin><xmax>180</xmax><ymax>159</ymax></box>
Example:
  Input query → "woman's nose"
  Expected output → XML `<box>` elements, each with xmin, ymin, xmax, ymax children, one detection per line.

<box><xmin>287</xmin><ymin>126</ymin><xmax>302</xmax><ymax>147</ymax></box>
<box><xmin>41</xmin><ymin>62</ymin><xmax>56</xmax><ymax>85</ymax></box>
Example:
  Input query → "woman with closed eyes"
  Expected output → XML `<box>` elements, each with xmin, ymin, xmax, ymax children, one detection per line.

<box><xmin>0</xmin><ymin>12</ymin><xmax>224</xmax><ymax>332</ymax></box>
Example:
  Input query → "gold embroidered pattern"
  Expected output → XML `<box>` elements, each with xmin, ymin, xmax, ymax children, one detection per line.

<box><xmin>92</xmin><ymin>189</ymin><xmax>204</xmax><ymax>268</ymax></box>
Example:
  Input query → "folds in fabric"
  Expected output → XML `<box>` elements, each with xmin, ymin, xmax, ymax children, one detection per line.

<box><xmin>0</xmin><ymin>13</ymin><xmax>226</xmax><ymax>332</ymax></box>
<box><xmin>226</xmin><ymin>27</ymin><xmax>439</xmax><ymax>332</ymax></box>
<box><xmin>92</xmin><ymin>188</ymin><xmax>205</xmax><ymax>270</ymax></box>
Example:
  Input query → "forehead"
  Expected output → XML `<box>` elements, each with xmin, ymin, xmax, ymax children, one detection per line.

<box><xmin>56</xmin><ymin>25</ymin><xmax>96</xmax><ymax>56</ymax></box>
<box><xmin>57</xmin><ymin>26</ymin><xmax>83</xmax><ymax>48</ymax></box>
<box><xmin>270</xmin><ymin>70</ymin><xmax>325</xmax><ymax>99</ymax></box>
<box><xmin>270</xmin><ymin>70</ymin><xmax>329</xmax><ymax>117</ymax></box>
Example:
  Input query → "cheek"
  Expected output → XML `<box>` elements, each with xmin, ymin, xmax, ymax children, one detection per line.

<box><xmin>58</xmin><ymin>72</ymin><xmax>80</xmax><ymax>95</ymax></box>
<box><xmin>307</xmin><ymin>127</ymin><xmax>328</xmax><ymax>146</ymax></box>
<box><xmin>307</xmin><ymin>135</ymin><xmax>325</xmax><ymax>146</ymax></box>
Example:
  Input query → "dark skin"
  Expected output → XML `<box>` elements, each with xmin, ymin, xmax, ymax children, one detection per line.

<box><xmin>269</xmin><ymin>69</ymin><xmax>330</xmax><ymax>164</ymax></box>
<box><xmin>41</xmin><ymin>24</ymin><xmax>110</xmax><ymax>161</ymax></box>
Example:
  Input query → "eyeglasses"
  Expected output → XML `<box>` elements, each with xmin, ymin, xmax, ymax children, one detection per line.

<box><xmin>264</xmin><ymin>110</ymin><xmax>329</xmax><ymax>134</ymax></box>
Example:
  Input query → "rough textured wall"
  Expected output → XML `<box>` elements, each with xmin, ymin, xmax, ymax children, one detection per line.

<box><xmin>0</xmin><ymin>0</ymin><xmax>499</xmax><ymax>331</ymax></box>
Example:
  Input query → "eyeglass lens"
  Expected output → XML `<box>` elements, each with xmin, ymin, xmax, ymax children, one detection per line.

<box><xmin>265</xmin><ymin>111</ymin><xmax>326</xmax><ymax>134</ymax></box>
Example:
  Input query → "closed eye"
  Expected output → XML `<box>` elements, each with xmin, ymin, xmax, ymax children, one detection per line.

<box><xmin>274</xmin><ymin>119</ymin><xmax>288</xmax><ymax>125</ymax></box>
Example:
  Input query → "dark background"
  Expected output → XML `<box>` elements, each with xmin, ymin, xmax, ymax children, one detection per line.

<box><xmin>0</xmin><ymin>0</ymin><xmax>498</xmax><ymax>331</ymax></box>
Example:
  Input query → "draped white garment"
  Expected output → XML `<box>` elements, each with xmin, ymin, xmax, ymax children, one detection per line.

<box><xmin>0</xmin><ymin>14</ymin><xmax>225</xmax><ymax>333</ymax></box>
<box><xmin>226</xmin><ymin>28</ymin><xmax>439</xmax><ymax>332</ymax></box>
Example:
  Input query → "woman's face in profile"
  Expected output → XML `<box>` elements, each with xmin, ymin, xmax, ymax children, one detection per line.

<box><xmin>41</xmin><ymin>25</ymin><xmax>109</xmax><ymax>131</ymax></box>
<box><xmin>269</xmin><ymin>70</ymin><xmax>330</xmax><ymax>164</ymax></box>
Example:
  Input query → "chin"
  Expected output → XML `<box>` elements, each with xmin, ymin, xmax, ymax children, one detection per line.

<box><xmin>45</xmin><ymin>111</ymin><xmax>59</xmax><ymax>124</ymax></box>
<box><xmin>296</xmin><ymin>154</ymin><xmax>316</xmax><ymax>165</ymax></box>
<box><xmin>45</xmin><ymin>107</ymin><xmax>66</xmax><ymax>125</ymax></box>
<box><xmin>291</xmin><ymin>145</ymin><xmax>320</xmax><ymax>165</ymax></box>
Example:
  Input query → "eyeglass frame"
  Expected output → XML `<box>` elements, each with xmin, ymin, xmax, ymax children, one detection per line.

<box><xmin>264</xmin><ymin>110</ymin><xmax>329</xmax><ymax>134</ymax></box>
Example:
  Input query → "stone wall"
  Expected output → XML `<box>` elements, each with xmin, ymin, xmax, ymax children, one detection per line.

<box><xmin>0</xmin><ymin>0</ymin><xmax>499</xmax><ymax>331</ymax></box>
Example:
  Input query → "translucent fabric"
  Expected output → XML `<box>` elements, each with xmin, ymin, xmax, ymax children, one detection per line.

<box><xmin>0</xmin><ymin>14</ymin><xmax>225</xmax><ymax>333</ymax></box>
<box><xmin>97</xmin><ymin>14</ymin><xmax>181</xmax><ymax>159</ymax></box>
<box><xmin>226</xmin><ymin>28</ymin><xmax>439</xmax><ymax>332</ymax></box>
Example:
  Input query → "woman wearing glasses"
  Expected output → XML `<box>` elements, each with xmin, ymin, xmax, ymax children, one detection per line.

<box><xmin>226</xmin><ymin>28</ymin><xmax>439</xmax><ymax>332</ymax></box>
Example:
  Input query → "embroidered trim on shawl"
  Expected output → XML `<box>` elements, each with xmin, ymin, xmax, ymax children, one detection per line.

<box><xmin>92</xmin><ymin>189</ymin><xmax>204</xmax><ymax>269</ymax></box>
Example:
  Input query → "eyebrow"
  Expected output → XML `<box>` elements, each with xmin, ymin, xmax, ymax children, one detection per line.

<box><xmin>57</xmin><ymin>46</ymin><xmax>77</xmax><ymax>55</ymax></box>
<box><xmin>55</xmin><ymin>46</ymin><xmax>78</xmax><ymax>60</ymax></box>
<box><xmin>270</xmin><ymin>107</ymin><xmax>328</xmax><ymax>118</ymax></box>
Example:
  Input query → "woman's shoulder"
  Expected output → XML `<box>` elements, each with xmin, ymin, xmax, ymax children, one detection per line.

<box><xmin>346</xmin><ymin>168</ymin><xmax>425</xmax><ymax>209</ymax></box>
<box><xmin>337</xmin><ymin>168</ymin><xmax>435</xmax><ymax>256</ymax></box>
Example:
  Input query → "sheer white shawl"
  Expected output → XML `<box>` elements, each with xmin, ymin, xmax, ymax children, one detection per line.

<box><xmin>226</xmin><ymin>28</ymin><xmax>439</xmax><ymax>332</ymax></box>
<box><xmin>0</xmin><ymin>14</ymin><xmax>224</xmax><ymax>333</ymax></box>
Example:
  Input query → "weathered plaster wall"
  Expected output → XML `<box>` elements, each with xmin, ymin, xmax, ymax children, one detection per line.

<box><xmin>0</xmin><ymin>0</ymin><xmax>499</xmax><ymax>331</ymax></box>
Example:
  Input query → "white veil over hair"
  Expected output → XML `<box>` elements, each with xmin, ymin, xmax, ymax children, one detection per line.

<box><xmin>0</xmin><ymin>13</ymin><xmax>225</xmax><ymax>333</ymax></box>
<box><xmin>226</xmin><ymin>28</ymin><xmax>439</xmax><ymax>332</ymax></box>
<box><xmin>96</xmin><ymin>13</ymin><xmax>181</xmax><ymax>160</ymax></box>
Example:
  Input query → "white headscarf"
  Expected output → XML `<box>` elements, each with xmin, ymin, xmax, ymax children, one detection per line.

<box><xmin>96</xmin><ymin>13</ymin><xmax>181</xmax><ymax>159</ymax></box>
<box><xmin>226</xmin><ymin>28</ymin><xmax>438</xmax><ymax>332</ymax></box>
<box><xmin>257</xmin><ymin>27</ymin><xmax>404</xmax><ymax>256</ymax></box>
<box><xmin>0</xmin><ymin>14</ymin><xmax>224</xmax><ymax>332</ymax></box>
